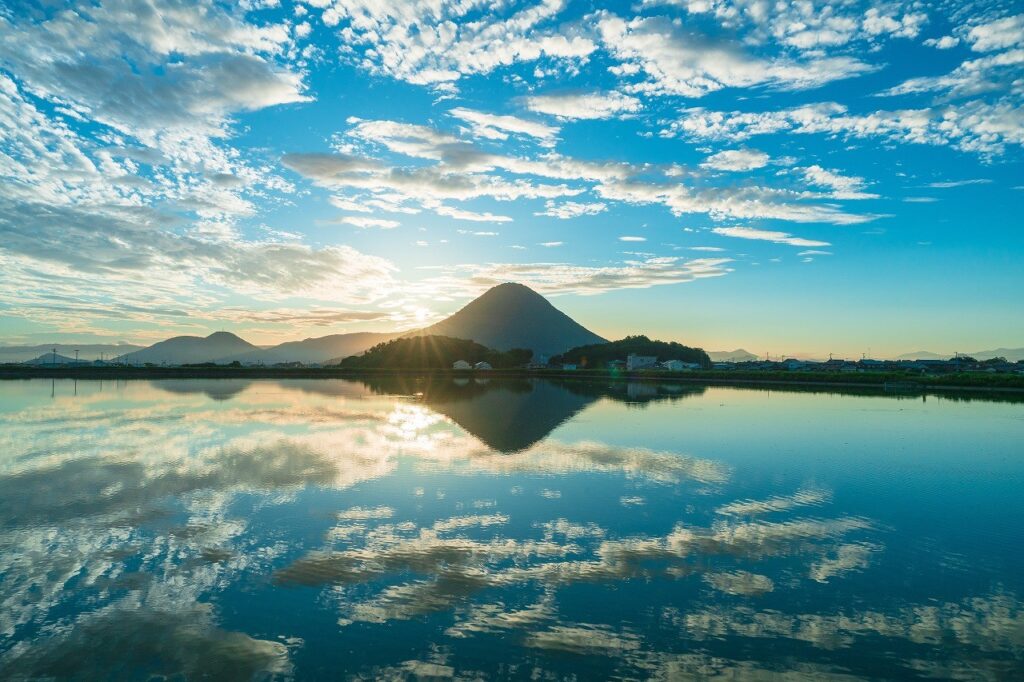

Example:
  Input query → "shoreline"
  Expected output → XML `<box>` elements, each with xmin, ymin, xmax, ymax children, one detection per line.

<box><xmin>3</xmin><ymin>365</ymin><xmax>1023</xmax><ymax>395</ymax></box>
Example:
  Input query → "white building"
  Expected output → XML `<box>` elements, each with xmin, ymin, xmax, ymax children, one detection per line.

<box><xmin>626</xmin><ymin>354</ymin><xmax>658</xmax><ymax>371</ymax></box>
<box><xmin>452</xmin><ymin>360</ymin><xmax>471</xmax><ymax>370</ymax></box>
<box><xmin>474</xmin><ymin>361</ymin><xmax>493</xmax><ymax>370</ymax></box>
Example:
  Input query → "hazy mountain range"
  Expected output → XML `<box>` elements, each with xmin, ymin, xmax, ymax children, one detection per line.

<box><xmin>896</xmin><ymin>348</ymin><xmax>1024</xmax><ymax>362</ymax></box>
<box><xmin>707</xmin><ymin>349</ymin><xmax>759</xmax><ymax>362</ymax></box>
<box><xmin>0</xmin><ymin>344</ymin><xmax>144</xmax><ymax>363</ymax></box>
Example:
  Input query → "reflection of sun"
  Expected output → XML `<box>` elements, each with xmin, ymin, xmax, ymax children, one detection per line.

<box><xmin>386</xmin><ymin>405</ymin><xmax>445</xmax><ymax>445</ymax></box>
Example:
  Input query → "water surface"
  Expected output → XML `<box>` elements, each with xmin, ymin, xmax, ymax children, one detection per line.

<box><xmin>1</xmin><ymin>377</ymin><xmax>1022</xmax><ymax>680</ymax></box>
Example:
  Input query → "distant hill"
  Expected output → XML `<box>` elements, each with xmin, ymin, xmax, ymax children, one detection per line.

<box><xmin>24</xmin><ymin>352</ymin><xmax>78</xmax><ymax>365</ymax></box>
<box><xmin>337</xmin><ymin>335</ymin><xmax>532</xmax><ymax>369</ymax></box>
<box><xmin>117</xmin><ymin>332</ymin><xmax>257</xmax><ymax>365</ymax></box>
<box><xmin>0</xmin><ymin>343</ymin><xmax>143</xmax><ymax>364</ymax></box>
<box><xmin>896</xmin><ymin>348</ymin><xmax>1024</xmax><ymax>362</ymax></box>
<box><xmin>551</xmin><ymin>335</ymin><xmax>710</xmax><ymax>368</ymax></box>
<box><xmin>408</xmin><ymin>283</ymin><xmax>606</xmax><ymax>358</ymax></box>
<box><xmin>226</xmin><ymin>332</ymin><xmax>403</xmax><ymax>365</ymax></box>
<box><xmin>708</xmin><ymin>348</ymin><xmax>759</xmax><ymax>362</ymax></box>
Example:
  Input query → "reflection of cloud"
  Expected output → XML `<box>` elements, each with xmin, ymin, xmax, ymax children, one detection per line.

<box><xmin>673</xmin><ymin>592</ymin><xmax>1024</xmax><ymax>654</ymax></box>
<box><xmin>445</xmin><ymin>599</ymin><xmax>554</xmax><ymax>639</ymax></box>
<box><xmin>716</xmin><ymin>488</ymin><xmax>831</xmax><ymax>517</ymax></box>
<box><xmin>0</xmin><ymin>439</ymin><xmax>343</xmax><ymax>527</ymax></box>
<box><xmin>275</xmin><ymin>483</ymin><xmax>874</xmax><ymax>637</ymax></box>
<box><xmin>419</xmin><ymin>439</ymin><xmax>729</xmax><ymax>485</ymax></box>
<box><xmin>1</xmin><ymin>602</ymin><xmax>290</xmax><ymax>681</ymax></box>
<box><xmin>703</xmin><ymin>571</ymin><xmax>774</xmax><ymax>596</ymax></box>
<box><xmin>337</xmin><ymin>506</ymin><xmax>395</xmax><ymax>521</ymax></box>
<box><xmin>524</xmin><ymin>623</ymin><xmax>641</xmax><ymax>655</ymax></box>
<box><xmin>809</xmin><ymin>542</ymin><xmax>880</xmax><ymax>583</ymax></box>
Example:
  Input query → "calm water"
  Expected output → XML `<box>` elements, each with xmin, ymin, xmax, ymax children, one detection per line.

<box><xmin>0</xmin><ymin>377</ymin><xmax>1022</xmax><ymax>680</ymax></box>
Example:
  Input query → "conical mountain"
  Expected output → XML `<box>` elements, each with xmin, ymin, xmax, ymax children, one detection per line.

<box><xmin>117</xmin><ymin>331</ymin><xmax>257</xmax><ymax>365</ymax></box>
<box><xmin>410</xmin><ymin>283</ymin><xmax>606</xmax><ymax>358</ymax></box>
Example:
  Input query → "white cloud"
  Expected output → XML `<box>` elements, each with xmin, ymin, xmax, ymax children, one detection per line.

<box><xmin>801</xmin><ymin>166</ymin><xmax>878</xmax><ymax>200</ymax></box>
<box><xmin>535</xmin><ymin>200</ymin><xmax>607</xmax><ymax>219</ymax></box>
<box><xmin>596</xmin><ymin>178</ymin><xmax>873</xmax><ymax>225</ymax></box>
<box><xmin>433</xmin><ymin>256</ymin><xmax>732</xmax><ymax>296</ymax></box>
<box><xmin>524</xmin><ymin>91</ymin><xmax>641</xmax><ymax>120</ymax></box>
<box><xmin>651</xmin><ymin>0</ymin><xmax>926</xmax><ymax>49</ymax></box>
<box><xmin>338</xmin><ymin>216</ymin><xmax>401</xmax><ymax>229</ymax></box>
<box><xmin>926</xmin><ymin>179</ymin><xmax>992</xmax><ymax>188</ymax></box>
<box><xmin>449</xmin><ymin>107</ymin><xmax>558</xmax><ymax>145</ymax></box>
<box><xmin>312</xmin><ymin>0</ymin><xmax>596</xmax><ymax>86</ymax></box>
<box><xmin>598</xmin><ymin>14</ymin><xmax>875</xmax><ymax>99</ymax></box>
<box><xmin>668</xmin><ymin>100</ymin><xmax>1024</xmax><ymax>156</ymax></box>
<box><xmin>967</xmin><ymin>14</ymin><xmax>1024</xmax><ymax>52</ymax></box>
<box><xmin>701</xmin><ymin>149</ymin><xmax>770</xmax><ymax>172</ymax></box>
<box><xmin>880</xmin><ymin>49</ymin><xmax>1024</xmax><ymax>99</ymax></box>
<box><xmin>433</xmin><ymin>204</ymin><xmax>513</xmax><ymax>222</ymax></box>
<box><xmin>329</xmin><ymin>196</ymin><xmax>373</xmax><ymax>212</ymax></box>
<box><xmin>924</xmin><ymin>36</ymin><xmax>960</xmax><ymax>49</ymax></box>
<box><xmin>539</xmin><ymin>241</ymin><xmax>564</xmax><ymax>247</ymax></box>
<box><xmin>618</xmin><ymin>236</ymin><xmax>646</xmax><ymax>242</ymax></box>
<box><xmin>0</xmin><ymin>1</ymin><xmax>308</xmax><ymax>160</ymax></box>
<box><xmin>712</xmin><ymin>226</ymin><xmax>831</xmax><ymax>247</ymax></box>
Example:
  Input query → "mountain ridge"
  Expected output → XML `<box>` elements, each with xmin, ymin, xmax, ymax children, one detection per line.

<box><xmin>116</xmin><ymin>332</ymin><xmax>258</xmax><ymax>366</ymax></box>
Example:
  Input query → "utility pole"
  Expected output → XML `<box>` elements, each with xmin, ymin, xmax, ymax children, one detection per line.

<box><xmin>52</xmin><ymin>348</ymin><xmax>57</xmax><ymax>365</ymax></box>
<box><xmin>74</xmin><ymin>349</ymin><xmax>79</xmax><ymax>364</ymax></box>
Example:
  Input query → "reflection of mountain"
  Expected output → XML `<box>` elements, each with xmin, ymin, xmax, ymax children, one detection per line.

<box><xmin>357</xmin><ymin>376</ymin><xmax>707</xmax><ymax>452</ymax></box>
<box><xmin>153</xmin><ymin>379</ymin><xmax>254</xmax><ymax>401</ymax></box>
<box><xmin>359</xmin><ymin>375</ymin><xmax>594</xmax><ymax>452</ymax></box>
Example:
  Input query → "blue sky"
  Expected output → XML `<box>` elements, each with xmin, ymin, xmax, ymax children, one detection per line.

<box><xmin>0</xmin><ymin>0</ymin><xmax>1021</xmax><ymax>357</ymax></box>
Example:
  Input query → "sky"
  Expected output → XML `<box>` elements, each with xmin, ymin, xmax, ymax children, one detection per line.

<box><xmin>0</xmin><ymin>0</ymin><xmax>1022</xmax><ymax>358</ymax></box>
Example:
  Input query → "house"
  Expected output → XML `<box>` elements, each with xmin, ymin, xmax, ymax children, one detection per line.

<box><xmin>562</xmin><ymin>363</ymin><xmax>577</xmax><ymax>371</ymax></box>
<box><xmin>712</xmin><ymin>362</ymin><xmax>736</xmax><ymax>370</ymax></box>
<box><xmin>662</xmin><ymin>359</ymin><xmax>701</xmax><ymax>372</ymax></box>
<box><xmin>474</xmin><ymin>361</ymin><xmax>493</xmax><ymax>370</ymax></box>
<box><xmin>452</xmin><ymin>360</ymin><xmax>471</xmax><ymax>370</ymax></box>
<box><xmin>781</xmin><ymin>358</ymin><xmax>807</xmax><ymax>371</ymax></box>
<box><xmin>626</xmin><ymin>354</ymin><xmax>658</xmax><ymax>371</ymax></box>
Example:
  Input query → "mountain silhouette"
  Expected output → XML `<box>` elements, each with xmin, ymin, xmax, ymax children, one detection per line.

<box><xmin>117</xmin><ymin>332</ymin><xmax>257</xmax><ymax>365</ymax></box>
<box><xmin>707</xmin><ymin>348</ymin><xmax>759</xmax><ymax>362</ymax></box>
<box><xmin>897</xmin><ymin>348</ymin><xmax>1024</xmax><ymax>362</ymax></box>
<box><xmin>409</xmin><ymin>282</ymin><xmax>606</xmax><ymax>358</ymax></box>
<box><xmin>227</xmin><ymin>332</ymin><xmax>403</xmax><ymax>365</ymax></box>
